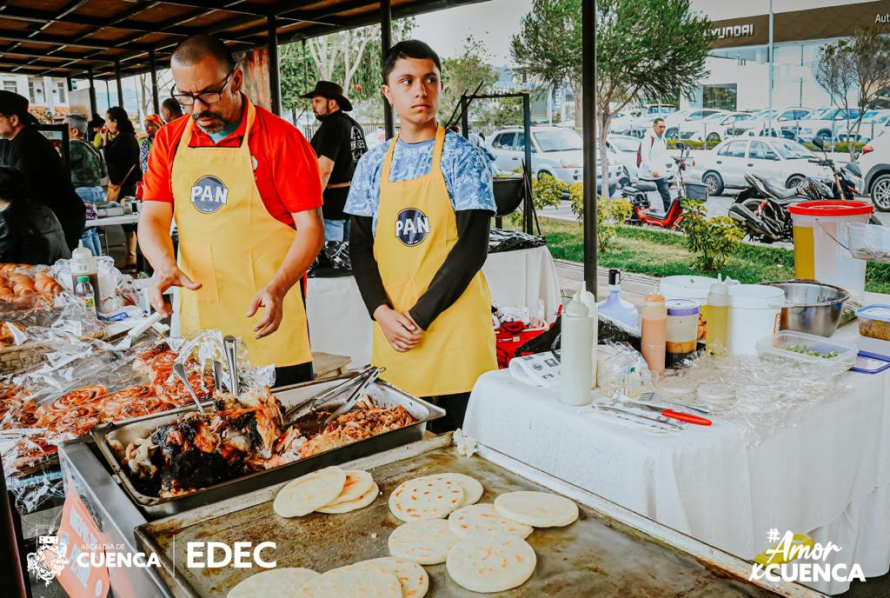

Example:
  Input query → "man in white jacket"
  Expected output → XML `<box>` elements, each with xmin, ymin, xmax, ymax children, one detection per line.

<box><xmin>638</xmin><ymin>118</ymin><xmax>672</xmax><ymax>211</ymax></box>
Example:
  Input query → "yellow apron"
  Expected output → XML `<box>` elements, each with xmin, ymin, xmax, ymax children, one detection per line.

<box><xmin>372</xmin><ymin>127</ymin><xmax>496</xmax><ymax>396</ymax></box>
<box><xmin>172</xmin><ymin>100</ymin><xmax>312</xmax><ymax>368</ymax></box>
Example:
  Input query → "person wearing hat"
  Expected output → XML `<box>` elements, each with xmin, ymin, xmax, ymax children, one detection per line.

<box><xmin>0</xmin><ymin>90</ymin><xmax>85</xmax><ymax>251</ymax></box>
<box><xmin>140</xmin><ymin>114</ymin><xmax>163</xmax><ymax>174</ymax></box>
<box><xmin>302</xmin><ymin>81</ymin><xmax>368</xmax><ymax>242</ymax></box>
<box><xmin>345</xmin><ymin>41</ymin><xmax>497</xmax><ymax>432</ymax></box>
<box><xmin>139</xmin><ymin>34</ymin><xmax>324</xmax><ymax>386</ymax></box>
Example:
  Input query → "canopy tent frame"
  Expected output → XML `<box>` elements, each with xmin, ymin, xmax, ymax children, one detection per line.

<box><xmin>0</xmin><ymin>0</ymin><xmax>598</xmax><ymax>293</ymax></box>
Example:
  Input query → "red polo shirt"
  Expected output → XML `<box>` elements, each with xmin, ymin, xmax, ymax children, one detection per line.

<box><xmin>142</xmin><ymin>101</ymin><xmax>322</xmax><ymax>228</ymax></box>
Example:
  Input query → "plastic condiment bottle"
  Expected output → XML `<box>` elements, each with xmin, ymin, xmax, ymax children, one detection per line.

<box><xmin>706</xmin><ymin>275</ymin><xmax>730</xmax><ymax>354</ymax></box>
<box><xmin>560</xmin><ymin>294</ymin><xmax>593</xmax><ymax>406</ymax></box>
<box><xmin>598</xmin><ymin>269</ymin><xmax>639</xmax><ymax>328</ymax></box>
<box><xmin>70</xmin><ymin>241</ymin><xmax>99</xmax><ymax>296</ymax></box>
<box><xmin>575</xmin><ymin>285</ymin><xmax>599</xmax><ymax>388</ymax></box>
<box><xmin>641</xmin><ymin>285</ymin><xmax>667</xmax><ymax>377</ymax></box>
<box><xmin>74</xmin><ymin>275</ymin><xmax>96</xmax><ymax>314</ymax></box>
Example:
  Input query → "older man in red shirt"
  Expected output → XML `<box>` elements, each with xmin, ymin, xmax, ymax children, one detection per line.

<box><xmin>139</xmin><ymin>34</ymin><xmax>324</xmax><ymax>385</ymax></box>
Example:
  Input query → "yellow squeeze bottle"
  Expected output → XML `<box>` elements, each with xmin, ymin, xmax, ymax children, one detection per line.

<box><xmin>706</xmin><ymin>275</ymin><xmax>730</xmax><ymax>355</ymax></box>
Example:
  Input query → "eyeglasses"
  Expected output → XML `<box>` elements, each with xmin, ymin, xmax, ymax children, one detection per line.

<box><xmin>171</xmin><ymin>68</ymin><xmax>235</xmax><ymax>107</ymax></box>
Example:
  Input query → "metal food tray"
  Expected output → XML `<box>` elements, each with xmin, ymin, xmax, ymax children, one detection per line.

<box><xmin>91</xmin><ymin>375</ymin><xmax>444</xmax><ymax>518</ymax></box>
<box><xmin>135</xmin><ymin>434</ymin><xmax>812</xmax><ymax>598</ymax></box>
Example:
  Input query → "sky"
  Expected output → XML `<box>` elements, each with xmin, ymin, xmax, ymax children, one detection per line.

<box><xmin>410</xmin><ymin>0</ymin><xmax>535</xmax><ymax>65</ymax></box>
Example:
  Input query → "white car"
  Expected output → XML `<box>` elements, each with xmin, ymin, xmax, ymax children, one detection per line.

<box><xmin>680</xmin><ymin>111</ymin><xmax>750</xmax><ymax>143</ymax></box>
<box><xmin>861</xmin><ymin>134</ymin><xmax>890</xmax><ymax>211</ymax></box>
<box><xmin>795</xmin><ymin>107</ymin><xmax>862</xmax><ymax>143</ymax></box>
<box><xmin>691</xmin><ymin>137</ymin><xmax>833</xmax><ymax>196</ymax></box>
<box><xmin>486</xmin><ymin>126</ymin><xmax>622</xmax><ymax>195</ymax></box>
<box><xmin>837</xmin><ymin>110</ymin><xmax>890</xmax><ymax>143</ymax></box>
<box><xmin>606</xmin><ymin>134</ymin><xmax>642</xmax><ymax>181</ymax></box>
<box><xmin>659</xmin><ymin>109</ymin><xmax>727</xmax><ymax>140</ymax></box>
<box><xmin>737</xmin><ymin>108</ymin><xmax>812</xmax><ymax>139</ymax></box>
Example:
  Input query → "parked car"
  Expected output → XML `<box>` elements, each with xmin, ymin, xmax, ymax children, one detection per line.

<box><xmin>486</xmin><ymin>126</ymin><xmax>622</xmax><ymax>195</ymax></box>
<box><xmin>861</xmin><ymin>134</ymin><xmax>890</xmax><ymax>211</ymax></box>
<box><xmin>735</xmin><ymin>107</ymin><xmax>812</xmax><ymax>138</ymax></box>
<box><xmin>606</xmin><ymin>134</ymin><xmax>642</xmax><ymax>182</ymax></box>
<box><xmin>691</xmin><ymin>137</ymin><xmax>833</xmax><ymax>196</ymax></box>
<box><xmin>658</xmin><ymin>109</ymin><xmax>727</xmax><ymax>140</ymax></box>
<box><xmin>680</xmin><ymin>111</ymin><xmax>749</xmax><ymax>143</ymax></box>
<box><xmin>837</xmin><ymin>110</ymin><xmax>890</xmax><ymax>143</ymax></box>
<box><xmin>794</xmin><ymin>107</ymin><xmax>861</xmax><ymax>143</ymax></box>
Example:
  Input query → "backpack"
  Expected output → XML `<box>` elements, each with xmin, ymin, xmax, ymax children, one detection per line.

<box><xmin>636</xmin><ymin>136</ymin><xmax>655</xmax><ymax>168</ymax></box>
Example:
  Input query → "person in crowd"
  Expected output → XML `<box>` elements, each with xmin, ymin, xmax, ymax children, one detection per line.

<box><xmin>0</xmin><ymin>91</ymin><xmax>85</xmax><ymax>250</ymax></box>
<box><xmin>301</xmin><ymin>80</ymin><xmax>368</xmax><ymax>242</ymax></box>
<box><xmin>345</xmin><ymin>40</ymin><xmax>497</xmax><ymax>432</ymax></box>
<box><xmin>65</xmin><ymin>114</ymin><xmax>107</xmax><ymax>256</ymax></box>
<box><xmin>140</xmin><ymin>113</ymin><xmax>163</xmax><ymax>174</ymax></box>
<box><xmin>139</xmin><ymin>34</ymin><xmax>324</xmax><ymax>386</ymax></box>
<box><xmin>103</xmin><ymin>106</ymin><xmax>142</xmax><ymax>267</ymax></box>
<box><xmin>0</xmin><ymin>167</ymin><xmax>70</xmax><ymax>265</ymax></box>
<box><xmin>638</xmin><ymin>118</ymin><xmax>672</xmax><ymax>212</ymax></box>
<box><xmin>90</xmin><ymin>114</ymin><xmax>106</xmax><ymax>149</ymax></box>
<box><xmin>161</xmin><ymin>98</ymin><xmax>184</xmax><ymax>124</ymax></box>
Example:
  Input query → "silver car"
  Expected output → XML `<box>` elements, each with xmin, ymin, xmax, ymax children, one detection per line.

<box><xmin>691</xmin><ymin>137</ymin><xmax>833</xmax><ymax>196</ymax></box>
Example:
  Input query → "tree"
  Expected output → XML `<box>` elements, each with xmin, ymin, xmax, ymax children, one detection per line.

<box><xmin>278</xmin><ymin>19</ymin><xmax>416</xmax><ymax>122</ymax></box>
<box><xmin>441</xmin><ymin>35</ymin><xmax>498</xmax><ymax>126</ymax></box>
<box><xmin>814</xmin><ymin>26</ymin><xmax>890</xmax><ymax>160</ymax></box>
<box><xmin>590</xmin><ymin>0</ymin><xmax>712</xmax><ymax>199</ymax></box>
<box><xmin>511</xmin><ymin>0</ymin><xmax>581</xmax><ymax>126</ymax></box>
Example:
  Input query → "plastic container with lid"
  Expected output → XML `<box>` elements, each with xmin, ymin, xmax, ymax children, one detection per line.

<box><xmin>665</xmin><ymin>299</ymin><xmax>700</xmax><ymax>366</ymax></box>
<box><xmin>728</xmin><ymin>284</ymin><xmax>785</xmax><ymax>355</ymax></box>
<box><xmin>856</xmin><ymin>304</ymin><xmax>890</xmax><ymax>341</ymax></box>
<box><xmin>661</xmin><ymin>275</ymin><xmax>717</xmax><ymax>340</ymax></box>
<box><xmin>706</xmin><ymin>275</ymin><xmax>730</xmax><ymax>354</ymax></box>
<box><xmin>788</xmin><ymin>201</ymin><xmax>873</xmax><ymax>295</ymax></box>
<box><xmin>756</xmin><ymin>330</ymin><xmax>857</xmax><ymax>370</ymax></box>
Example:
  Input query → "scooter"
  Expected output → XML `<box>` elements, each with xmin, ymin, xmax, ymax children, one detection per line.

<box><xmin>623</xmin><ymin>143</ymin><xmax>692</xmax><ymax>229</ymax></box>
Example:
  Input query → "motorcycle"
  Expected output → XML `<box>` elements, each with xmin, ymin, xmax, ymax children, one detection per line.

<box><xmin>623</xmin><ymin>143</ymin><xmax>693</xmax><ymax>229</ymax></box>
<box><xmin>728</xmin><ymin>138</ymin><xmax>875</xmax><ymax>242</ymax></box>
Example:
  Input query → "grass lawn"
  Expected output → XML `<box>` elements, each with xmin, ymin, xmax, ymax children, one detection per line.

<box><xmin>514</xmin><ymin>216</ymin><xmax>890</xmax><ymax>294</ymax></box>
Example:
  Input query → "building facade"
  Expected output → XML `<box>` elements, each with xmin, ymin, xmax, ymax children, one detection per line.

<box><xmin>0</xmin><ymin>73</ymin><xmax>70</xmax><ymax>118</ymax></box>
<box><xmin>685</xmin><ymin>0</ymin><xmax>890</xmax><ymax>112</ymax></box>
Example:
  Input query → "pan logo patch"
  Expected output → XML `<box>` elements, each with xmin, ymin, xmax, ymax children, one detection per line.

<box><xmin>191</xmin><ymin>176</ymin><xmax>228</xmax><ymax>214</ymax></box>
<box><xmin>395</xmin><ymin>208</ymin><xmax>430</xmax><ymax>247</ymax></box>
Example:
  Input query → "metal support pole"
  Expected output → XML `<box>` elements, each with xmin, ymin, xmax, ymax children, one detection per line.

<box><xmin>381</xmin><ymin>0</ymin><xmax>394</xmax><ymax>140</ymax></box>
<box><xmin>66</xmin><ymin>75</ymin><xmax>73</xmax><ymax>92</ymax></box>
<box><xmin>522</xmin><ymin>93</ymin><xmax>533</xmax><ymax>235</ymax></box>
<box><xmin>87</xmin><ymin>66</ymin><xmax>97</xmax><ymax>117</ymax></box>
<box><xmin>114</xmin><ymin>58</ymin><xmax>123</xmax><ymax>108</ymax></box>
<box><xmin>460</xmin><ymin>96</ymin><xmax>470</xmax><ymax>139</ymax></box>
<box><xmin>767</xmin><ymin>0</ymin><xmax>774</xmax><ymax>138</ymax></box>
<box><xmin>149</xmin><ymin>47</ymin><xmax>160</xmax><ymax>114</ymax></box>
<box><xmin>267</xmin><ymin>15</ymin><xmax>282</xmax><ymax>115</ymax></box>
<box><xmin>582</xmin><ymin>0</ymin><xmax>597</xmax><ymax>296</ymax></box>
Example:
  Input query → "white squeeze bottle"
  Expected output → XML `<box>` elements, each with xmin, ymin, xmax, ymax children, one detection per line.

<box><xmin>70</xmin><ymin>241</ymin><xmax>99</xmax><ymax>296</ymax></box>
<box><xmin>560</xmin><ymin>293</ymin><xmax>593</xmax><ymax>406</ymax></box>
<box><xmin>575</xmin><ymin>284</ymin><xmax>599</xmax><ymax>388</ymax></box>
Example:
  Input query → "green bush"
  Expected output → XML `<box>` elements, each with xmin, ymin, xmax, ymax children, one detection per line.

<box><xmin>568</xmin><ymin>183</ymin><xmax>632</xmax><ymax>253</ymax></box>
<box><xmin>531</xmin><ymin>173</ymin><xmax>567</xmax><ymax>211</ymax></box>
<box><xmin>678</xmin><ymin>199</ymin><xmax>744</xmax><ymax>271</ymax></box>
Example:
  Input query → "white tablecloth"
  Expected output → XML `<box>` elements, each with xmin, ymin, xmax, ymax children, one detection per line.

<box><xmin>306</xmin><ymin>246</ymin><xmax>561</xmax><ymax>367</ymax></box>
<box><xmin>465</xmin><ymin>319</ymin><xmax>890</xmax><ymax>595</ymax></box>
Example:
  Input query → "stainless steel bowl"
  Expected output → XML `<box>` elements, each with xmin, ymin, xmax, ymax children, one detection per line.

<box><xmin>764</xmin><ymin>280</ymin><xmax>850</xmax><ymax>338</ymax></box>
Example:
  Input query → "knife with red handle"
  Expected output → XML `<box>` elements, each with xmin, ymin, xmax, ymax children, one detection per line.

<box><xmin>625</xmin><ymin>401</ymin><xmax>712</xmax><ymax>426</ymax></box>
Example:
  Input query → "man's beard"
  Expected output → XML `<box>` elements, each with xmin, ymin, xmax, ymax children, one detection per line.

<box><xmin>192</xmin><ymin>110</ymin><xmax>227</xmax><ymax>134</ymax></box>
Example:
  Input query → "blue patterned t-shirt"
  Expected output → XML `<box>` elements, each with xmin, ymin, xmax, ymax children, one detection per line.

<box><xmin>344</xmin><ymin>130</ymin><xmax>496</xmax><ymax>230</ymax></box>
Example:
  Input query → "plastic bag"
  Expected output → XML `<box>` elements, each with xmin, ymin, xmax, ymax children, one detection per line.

<box><xmin>596</xmin><ymin>342</ymin><xmax>652</xmax><ymax>399</ymax></box>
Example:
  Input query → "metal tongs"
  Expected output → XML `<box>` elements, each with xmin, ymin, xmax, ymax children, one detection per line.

<box><xmin>223</xmin><ymin>335</ymin><xmax>240</xmax><ymax>394</ymax></box>
<box><xmin>283</xmin><ymin>366</ymin><xmax>381</xmax><ymax>425</ymax></box>
<box><xmin>323</xmin><ymin>367</ymin><xmax>384</xmax><ymax>426</ymax></box>
<box><xmin>173</xmin><ymin>361</ymin><xmax>206</xmax><ymax>414</ymax></box>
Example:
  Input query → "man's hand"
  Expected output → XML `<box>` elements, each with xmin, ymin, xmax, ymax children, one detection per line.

<box><xmin>247</xmin><ymin>283</ymin><xmax>287</xmax><ymax>339</ymax></box>
<box><xmin>374</xmin><ymin>305</ymin><xmax>422</xmax><ymax>352</ymax></box>
<box><xmin>149</xmin><ymin>266</ymin><xmax>201</xmax><ymax>316</ymax></box>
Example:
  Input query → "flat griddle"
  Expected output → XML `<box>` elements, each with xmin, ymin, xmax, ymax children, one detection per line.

<box><xmin>135</xmin><ymin>434</ymin><xmax>815</xmax><ymax>598</ymax></box>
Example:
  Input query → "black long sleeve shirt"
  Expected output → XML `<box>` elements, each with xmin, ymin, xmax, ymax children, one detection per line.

<box><xmin>350</xmin><ymin>210</ymin><xmax>491</xmax><ymax>330</ymax></box>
